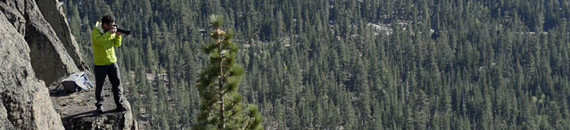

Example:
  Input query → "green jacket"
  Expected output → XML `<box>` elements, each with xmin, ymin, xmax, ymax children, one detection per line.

<box><xmin>92</xmin><ymin>21</ymin><xmax>122</xmax><ymax>66</ymax></box>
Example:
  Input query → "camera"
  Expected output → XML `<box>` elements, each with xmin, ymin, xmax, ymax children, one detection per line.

<box><xmin>111</xmin><ymin>25</ymin><xmax>131</xmax><ymax>35</ymax></box>
<box><xmin>117</xmin><ymin>28</ymin><xmax>131</xmax><ymax>35</ymax></box>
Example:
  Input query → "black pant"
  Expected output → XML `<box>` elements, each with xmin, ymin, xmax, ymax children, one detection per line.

<box><xmin>95</xmin><ymin>63</ymin><xmax>125</xmax><ymax>109</ymax></box>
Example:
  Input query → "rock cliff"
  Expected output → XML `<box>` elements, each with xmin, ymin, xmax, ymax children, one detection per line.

<box><xmin>0</xmin><ymin>0</ymin><xmax>136</xmax><ymax>129</ymax></box>
<box><xmin>36</xmin><ymin>0</ymin><xmax>88</xmax><ymax>71</ymax></box>
<box><xmin>1</xmin><ymin>0</ymin><xmax>79</xmax><ymax>86</ymax></box>
<box><xmin>0</xmin><ymin>10</ymin><xmax>64</xmax><ymax>130</ymax></box>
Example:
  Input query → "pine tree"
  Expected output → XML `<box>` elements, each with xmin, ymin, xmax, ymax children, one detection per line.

<box><xmin>195</xmin><ymin>15</ymin><xmax>262</xmax><ymax>130</ymax></box>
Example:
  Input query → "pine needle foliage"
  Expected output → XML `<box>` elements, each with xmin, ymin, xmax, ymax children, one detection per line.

<box><xmin>195</xmin><ymin>15</ymin><xmax>262</xmax><ymax>130</ymax></box>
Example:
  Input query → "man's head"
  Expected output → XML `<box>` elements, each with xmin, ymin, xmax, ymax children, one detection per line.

<box><xmin>101</xmin><ymin>14</ymin><xmax>116</xmax><ymax>32</ymax></box>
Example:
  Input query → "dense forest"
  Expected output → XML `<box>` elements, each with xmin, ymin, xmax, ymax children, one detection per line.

<box><xmin>64</xmin><ymin>0</ymin><xmax>570</xmax><ymax>129</ymax></box>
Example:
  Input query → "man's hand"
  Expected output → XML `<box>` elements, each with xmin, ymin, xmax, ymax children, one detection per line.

<box><xmin>109</xmin><ymin>27</ymin><xmax>117</xmax><ymax>34</ymax></box>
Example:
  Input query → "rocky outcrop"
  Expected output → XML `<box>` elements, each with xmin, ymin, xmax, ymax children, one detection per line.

<box><xmin>0</xmin><ymin>11</ymin><xmax>64</xmax><ymax>130</ymax></box>
<box><xmin>50</xmin><ymin>79</ymin><xmax>138</xmax><ymax>130</ymax></box>
<box><xmin>1</xmin><ymin>0</ymin><xmax>137</xmax><ymax>129</ymax></box>
<box><xmin>63</xmin><ymin>111</ymin><xmax>138</xmax><ymax>130</ymax></box>
<box><xmin>1</xmin><ymin>0</ymin><xmax>80</xmax><ymax>85</ymax></box>
<box><xmin>36</xmin><ymin>0</ymin><xmax>88</xmax><ymax>71</ymax></box>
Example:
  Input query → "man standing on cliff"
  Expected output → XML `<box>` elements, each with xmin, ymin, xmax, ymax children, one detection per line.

<box><xmin>92</xmin><ymin>14</ymin><xmax>127</xmax><ymax>113</ymax></box>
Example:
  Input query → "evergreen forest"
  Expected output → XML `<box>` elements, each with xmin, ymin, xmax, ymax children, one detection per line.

<box><xmin>65</xmin><ymin>0</ymin><xmax>570</xmax><ymax>129</ymax></box>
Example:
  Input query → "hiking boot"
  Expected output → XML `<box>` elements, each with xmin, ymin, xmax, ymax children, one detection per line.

<box><xmin>115</xmin><ymin>106</ymin><xmax>127</xmax><ymax>112</ymax></box>
<box><xmin>96</xmin><ymin>105</ymin><xmax>104</xmax><ymax>114</ymax></box>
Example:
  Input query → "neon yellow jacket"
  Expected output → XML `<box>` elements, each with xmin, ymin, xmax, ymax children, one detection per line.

<box><xmin>92</xmin><ymin>21</ymin><xmax>122</xmax><ymax>66</ymax></box>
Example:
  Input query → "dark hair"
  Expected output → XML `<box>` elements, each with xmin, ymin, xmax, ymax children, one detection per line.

<box><xmin>101</xmin><ymin>14</ymin><xmax>115</xmax><ymax>25</ymax></box>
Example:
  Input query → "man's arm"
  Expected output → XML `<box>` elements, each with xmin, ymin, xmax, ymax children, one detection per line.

<box><xmin>92</xmin><ymin>29</ymin><xmax>113</xmax><ymax>46</ymax></box>
<box><xmin>113</xmin><ymin>34</ymin><xmax>122</xmax><ymax>47</ymax></box>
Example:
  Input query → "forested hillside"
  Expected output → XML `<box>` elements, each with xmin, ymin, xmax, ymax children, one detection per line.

<box><xmin>65</xmin><ymin>0</ymin><xmax>570</xmax><ymax>129</ymax></box>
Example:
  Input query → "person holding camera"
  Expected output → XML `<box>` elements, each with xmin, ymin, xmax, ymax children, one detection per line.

<box><xmin>92</xmin><ymin>14</ymin><xmax>127</xmax><ymax>113</ymax></box>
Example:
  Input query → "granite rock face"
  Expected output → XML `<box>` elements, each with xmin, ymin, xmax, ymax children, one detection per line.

<box><xmin>1</xmin><ymin>0</ymin><xmax>80</xmax><ymax>86</ymax></box>
<box><xmin>0</xmin><ymin>11</ymin><xmax>65</xmax><ymax>130</ymax></box>
<box><xmin>35</xmin><ymin>0</ymin><xmax>88</xmax><ymax>71</ymax></box>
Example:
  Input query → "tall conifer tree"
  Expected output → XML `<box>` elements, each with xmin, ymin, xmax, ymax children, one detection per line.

<box><xmin>195</xmin><ymin>15</ymin><xmax>262</xmax><ymax>130</ymax></box>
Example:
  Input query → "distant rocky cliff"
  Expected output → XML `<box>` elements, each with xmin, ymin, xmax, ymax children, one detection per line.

<box><xmin>0</xmin><ymin>0</ymin><xmax>135</xmax><ymax>129</ymax></box>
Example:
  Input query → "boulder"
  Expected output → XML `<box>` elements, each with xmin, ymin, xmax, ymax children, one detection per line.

<box><xmin>0</xmin><ymin>11</ymin><xmax>64</xmax><ymax>130</ymax></box>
